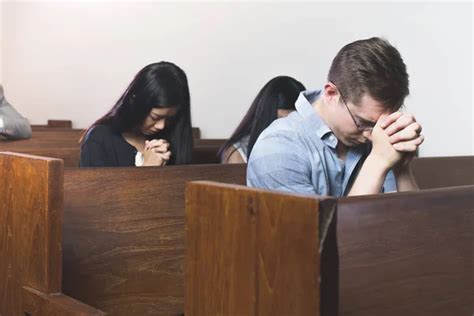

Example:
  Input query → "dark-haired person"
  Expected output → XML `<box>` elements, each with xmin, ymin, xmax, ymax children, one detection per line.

<box><xmin>219</xmin><ymin>76</ymin><xmax>305</xmax><ymax>163</ymax></box>
<box><xmin>0</xmin><ymin>85</ymin><xmax>32</xmax><ymax>140</ymax></box>
<box><xmin>80</xmin><ymin>61</ymin><xmax>193</xmax><ymax>167</ymax></box>
<box><xmin>248</xmin><ymin>37</ymin><xmax>424</xmax><ymax>196</ymax></box>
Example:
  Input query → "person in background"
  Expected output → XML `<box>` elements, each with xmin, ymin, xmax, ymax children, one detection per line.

<box><xmin>80</xmin><ymin>61</ymin><xmax>193</xmax><ymax>167</ymax></box>
<box><xmin>0</xmin><ymin>85</ymin><xmax>32</xmax><ymax>139</ymax></box>
<box><xmin>219</xmin><ymin>76</ymin><xmax>306</xmax><ymax>163</ymax></box>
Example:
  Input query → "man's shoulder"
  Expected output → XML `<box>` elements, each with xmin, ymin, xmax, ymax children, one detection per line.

<box><xmin>259</xmin><ymin>112</ymin><xmax>305</xmax><ymax>142</ymax></box>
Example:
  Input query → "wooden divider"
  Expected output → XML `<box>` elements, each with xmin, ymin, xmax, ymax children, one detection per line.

<box><xmin>338</xmin><ymin>185</ymin><xmax>473</xmax><ymax>315</ymax></box>
<box><xmin>0</xmin><ymin>152</ymin><xmax>103</xmax><ymax>315</ymax></box>
<box><xmin>32</xmin><ymin>120</ymin><xmax>74</xmax><ymax>129</ymax></box>
<box><xmin>185</xmin><ymin>181</ymin><xmax>338</xmax><ymax>316</ymax></box>
<box><xmin>61</xmin><ymin>164</ymin><xmax>246</xmax><ymax>315</ymax></box>
<box><xmin>411</xmin><ymin>155</ymin><xmax>474</xmax><ymax>189</ymax></box>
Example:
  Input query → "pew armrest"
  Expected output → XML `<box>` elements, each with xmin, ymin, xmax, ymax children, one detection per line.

<box><xmin>23</xmin><ymin>287</ymin><xmax>105</xmax><ymax>316</ymax></box>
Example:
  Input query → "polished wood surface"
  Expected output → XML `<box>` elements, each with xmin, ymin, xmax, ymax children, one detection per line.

<box><xmin>411</xmin><ymin>155</ymin><xmax>474</xmax><ymax>189</ymax></box>
<box><xmin>0</xmin><ymin>152</ymin><xmax>101</xmax><ymax>315</ymax></box>
<box><xmin>0</xmin><ymin>152</ymin><xmax>63</xmax><ymax>315</ymax></box>
<box><xmin>185</xmin><ymin>181</ymin><xmax>338</xmax><ymax>316</ymax></box>
<box><xmin>62</xmin><ymin>164</ymin><xmax>246</xmax><ymax>315</ymax></box>
<box><xmin>338</xmin><ymin>185</ymin><xmax>474</xmax><ymax>315</ymax></box>
<box><xmin>23</xmin><ymin>287</ymin><xmax>105</xmax><ymax>316</ymax></box>
<box><xmin>32</xmin><ymin>119</ymin><xmax>74</xmax><ymax>129</ymax></box>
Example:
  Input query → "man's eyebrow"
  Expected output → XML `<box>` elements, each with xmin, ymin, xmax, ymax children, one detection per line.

<box><xmin>356</xmin><ymin>116</ymin><xmax>376</xmax><ymax>125</ymax></box>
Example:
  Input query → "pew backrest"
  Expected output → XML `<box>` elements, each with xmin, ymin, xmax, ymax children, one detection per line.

<box><xmin>338</xmin><ymin>185</ymin><xmax>474</xmax><ymax>315</ymax></box>
<box><xmin>62</xmin><ymin>164</ymin><xmax>247</xmax><ymax>315</ymax></box>
<box><xmin>411</xmin><ymin>156</ymin><xmax>474</xmax><ymax>189</ymax></box>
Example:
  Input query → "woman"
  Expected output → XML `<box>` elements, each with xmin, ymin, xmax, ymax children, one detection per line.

<box><xmin>80</xmin><ymin>61</ymin><xmax>193</xmax><ymax>167</ymax></box>
<box><xmin>219</xmin><ymin>76</ymin><xmax>305</xmax><ymax>163</ymax></box>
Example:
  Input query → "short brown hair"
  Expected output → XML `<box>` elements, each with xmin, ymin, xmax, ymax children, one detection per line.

<box><xmin>328</xmin><ymin>37</ymin><xmax>409</xmax><ymax>111</ymax></box>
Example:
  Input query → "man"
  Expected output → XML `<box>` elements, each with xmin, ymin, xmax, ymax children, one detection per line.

<box><xmin>0</xmin><ymin>85</ymin><xmax>32</xmax><ymax>139</ymax></box>
<box><xmin>247</xmin><ymin>37</ymin><xmax>424</xmax><ymax>196</ymax></box>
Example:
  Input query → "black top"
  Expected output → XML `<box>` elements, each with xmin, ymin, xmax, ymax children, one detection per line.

<box><xmin>80</xmin><ymin>124</ymin><xmax>138</xmax><ymax>167</ymax></box>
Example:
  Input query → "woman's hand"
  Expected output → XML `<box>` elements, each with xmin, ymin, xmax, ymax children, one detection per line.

<box><xmin>142</xmin><ymin>139</ymin><xmax>171</xmax><ymax>166</ymax></box>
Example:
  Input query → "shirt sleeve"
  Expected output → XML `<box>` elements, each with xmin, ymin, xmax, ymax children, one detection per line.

<box><xmin>247</xmin><ymin>130</ymin><xmax>316</xmax><ymax>195</ymax></box>
<box><xmin>382</xmin><ymin>170</ymin><xmax>397</xmax><ymax>193</ymax></box>
<box><xmin>80</xmin><ymin>127</ymin><xmax>109</xmax><ymax>167</ymax></box>
<box><xmin>0</xmin><ymin>101</ymin><xmax>32</xmax><ymax>140</ymax></box>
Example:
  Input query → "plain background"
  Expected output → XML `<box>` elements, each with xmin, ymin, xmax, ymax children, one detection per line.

<box><xmin>0</xmin><ymin>1</ymin><xmax>472</xmax><ymax>156</ymax></box>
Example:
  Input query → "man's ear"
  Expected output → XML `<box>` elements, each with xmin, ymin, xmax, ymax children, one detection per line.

<box><xmin>323</xmin><ymin>82</ymin><xmax>339</xmax><ymax>104</ymax></box>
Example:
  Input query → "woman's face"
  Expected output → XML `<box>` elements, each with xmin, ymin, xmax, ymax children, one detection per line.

<box><xmin>141</xmin><ymin>107</ymin><xmax>177</xmax><ymax>135</ymax></box>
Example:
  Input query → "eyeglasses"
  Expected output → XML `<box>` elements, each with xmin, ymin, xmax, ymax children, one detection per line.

<box><xmin>330</xmin><ymin>81</ymin><xmax>375</xmax><ymax>131</ymax></box>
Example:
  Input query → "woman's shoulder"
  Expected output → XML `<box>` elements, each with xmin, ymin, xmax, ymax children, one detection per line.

<box><xmin>83</xmin><ymin>124</ymin><xmax>116</xmax><ymax>143</ymax></box>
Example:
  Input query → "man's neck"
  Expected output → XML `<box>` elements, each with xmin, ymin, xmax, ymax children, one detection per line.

<box><xmin>336</xmin><ymin>142</ymin><xmax>349</xmax><ymax>161</ymax></box>
<box><xmin>314</xmin><ymin>95</ymin><xmax>349</xmax><ymax>161</ymax></box>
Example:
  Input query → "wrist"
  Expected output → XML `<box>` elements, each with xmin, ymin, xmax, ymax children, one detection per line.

<box><xmin>393</xmin><ymin>162</ymin><xmax>412</xmax><ymax>177</ymax></box>
<box><xmin>365</xmin><ymin>153</ymin><xmax>392</xmax><ymax>174</ymax></box>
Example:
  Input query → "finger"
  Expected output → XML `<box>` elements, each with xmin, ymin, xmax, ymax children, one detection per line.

<box><xmin>160</xmin><ymin>151</ymin><xmax>171</xmax><ymax>160</ymax></box>
<box><xmin>389</xmin><ymin>128</ymin><xmax>419</xmax><ymax>144</ymax></box>
<box><xmin>404</xmin><ymin>121</ymin><xmax>422</xmax><ymax>133</ymax></box>
<box><xmin>146</xmin><ymin>139</ymin><xmax>166</xmax><ymax>150</ymax></box>
<box><xmin>153</xmin><ymin>143</ymin><xmax>170</xmax><ymax>153</ymax></box>
<box><xmin>393</xmin><ymin>135</ymin><xmax>424</xmax><ymax>152</ymax></box>
<box><xmin>380</xmin><ymin>111</ymin><xmax>403</xmax><ymax>128</ymax></box>
<box><xmin>384</xmin><ymin>113</ymin><xmax>416</xmax><ymax>136</ymax></box>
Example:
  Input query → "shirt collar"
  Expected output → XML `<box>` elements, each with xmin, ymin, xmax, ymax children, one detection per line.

<box><xmin>295</xmin><ymin>89</ymin><xmax>338</xmax><ymax>148</ymax></box>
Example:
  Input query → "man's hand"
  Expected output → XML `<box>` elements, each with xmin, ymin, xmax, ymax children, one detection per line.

<box><xmin>380</xmin><ymin>112</ymin><xmax>424</xmax><ymax>168</ymax></box>
<box><xmin>368</xmin><ymin>114</ymin><xmax>404</xmax><ymax>170</ymax></box>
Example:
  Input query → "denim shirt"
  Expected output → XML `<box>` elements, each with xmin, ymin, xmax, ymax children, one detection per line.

<box><xmin>247</xmin><ymin>89</ymin><xmax>396</xmax><ymax>197</ymax></box>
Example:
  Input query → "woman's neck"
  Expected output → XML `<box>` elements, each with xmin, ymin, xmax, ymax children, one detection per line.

<box><xmin>122</xmin><ymin>131</ymin><xmax>146</xmax><ymax>153</ymax></box>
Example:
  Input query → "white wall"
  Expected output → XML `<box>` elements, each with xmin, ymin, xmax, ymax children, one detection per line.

<box><xmin>0</xmin><ymin>1</ymin><xmax>3</xmax><ymax>83</ymax></box>
<box><xmin>1</xmin><ymin>1</ymin><xmax>472</xmax><ymax>156</ymax></box>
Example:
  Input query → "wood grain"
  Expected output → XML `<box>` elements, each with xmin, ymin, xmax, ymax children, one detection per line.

<box><xmin>23</xmin><ymin>287</ymin><xmax>105</xmax><ymax>316</ymax></box>
<box><xmin>186</xmin><ymin>181</ymin><xmax>338</xmax><ymax>316</ymax></box>
<box><xmin>338</xmin><ymin>185</ymin><xmax>474</xmax><ymax>315</ymax></box>
<box><xmin>61</xmin><ymin>164</ymin><xmax>246</xmax><ymax>315</ymax></box>
<box><xmin>0</xmin><ymin>152</ymin><xmax>63</xmax><ymax>315</ymax></box>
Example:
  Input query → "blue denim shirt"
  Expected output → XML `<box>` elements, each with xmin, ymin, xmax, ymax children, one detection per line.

<box><xmin>247</xmin><ymin>89</ymin><xmax>396</xmax><ymax>197</ymax></box>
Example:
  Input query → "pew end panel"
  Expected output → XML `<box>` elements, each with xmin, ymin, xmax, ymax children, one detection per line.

<box><xmin>0</xmin><ymin>152</ymin><xmax>104</xmax><ymax>315</ymax></box>
<box><xmin>185</xmin><ymin>181</ymin><xmax>339</xmax><ymax>316</ymax></box>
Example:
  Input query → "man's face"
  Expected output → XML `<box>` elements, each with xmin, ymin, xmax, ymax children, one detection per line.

<box><xmin>330</xmin><ymin>93</ymin><xmax>391</xmax><ymax>147</ymax></box>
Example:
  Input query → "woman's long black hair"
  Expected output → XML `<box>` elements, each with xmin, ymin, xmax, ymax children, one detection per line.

<box><xmin>81</xmin><ymin>61</ymin><xmax>193</xmax><ymax>165</ymax></box>
<box><xmin>218</xmin><ymin>76</ymin><xmax>305</xmax><ymax>162</ymax></box>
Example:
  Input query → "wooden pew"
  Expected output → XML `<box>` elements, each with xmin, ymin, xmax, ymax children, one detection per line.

<box><xmin>32</xmin><ymin>119</ymin><xmax>74</xmax><ymax>129</ymax></box>
<box><xmin>0</xmin><ymin>125</ymin><xmax>222</xmax><ymax>166</ymax></box>
<box><xmin>0</xmin><ymin>151</ymin><xmax>246</xmax><ymax>315</ymax></box>
<box><xmin>338</xmin><ymin>185</ymin><xmax>473</xmax><ymax>315</ymax></box>
<box><xmin>185</xmin><ymin>182</ymin><xmax>473</xmax><ymax>316</ymax></box>
<box><xmin>192</xmin><ymin>138</ymin><xmax>226</xmax><ymax>147</ymax></box>
<box><xmin>0</xmin><ymin>152</ymin><xmax>104</xmax><ymax>315</ymax></box>
<box><xmin>411</xmin><ymin>155</ymin><xmax>474</xmax><ymax>189</ymax></box>
<box><xmin>61</xmin><ymin>164</ymin><xmax>246</xmax><ymax>315</ymax></box>
<box><xmin>185</xmin><ymin>181</ymin><xmax>339</xmax><ymax>316</ymax></box>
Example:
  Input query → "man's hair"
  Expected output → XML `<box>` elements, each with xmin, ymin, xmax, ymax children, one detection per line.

<box><xmin>328</xmin><ymin>37</ymin><xmax>409</xmax><ymax>111</ymax></box>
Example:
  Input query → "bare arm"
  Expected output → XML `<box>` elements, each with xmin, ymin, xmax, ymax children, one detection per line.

<box><xmin>348</xmin><ymin>111</ymin><xmax>424</xmax><ymax>196</ymax></box>
<box><xmin>222</xmin><ymin>145</ymin><xmax>246</xmax><ymax>164</ymax></box>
